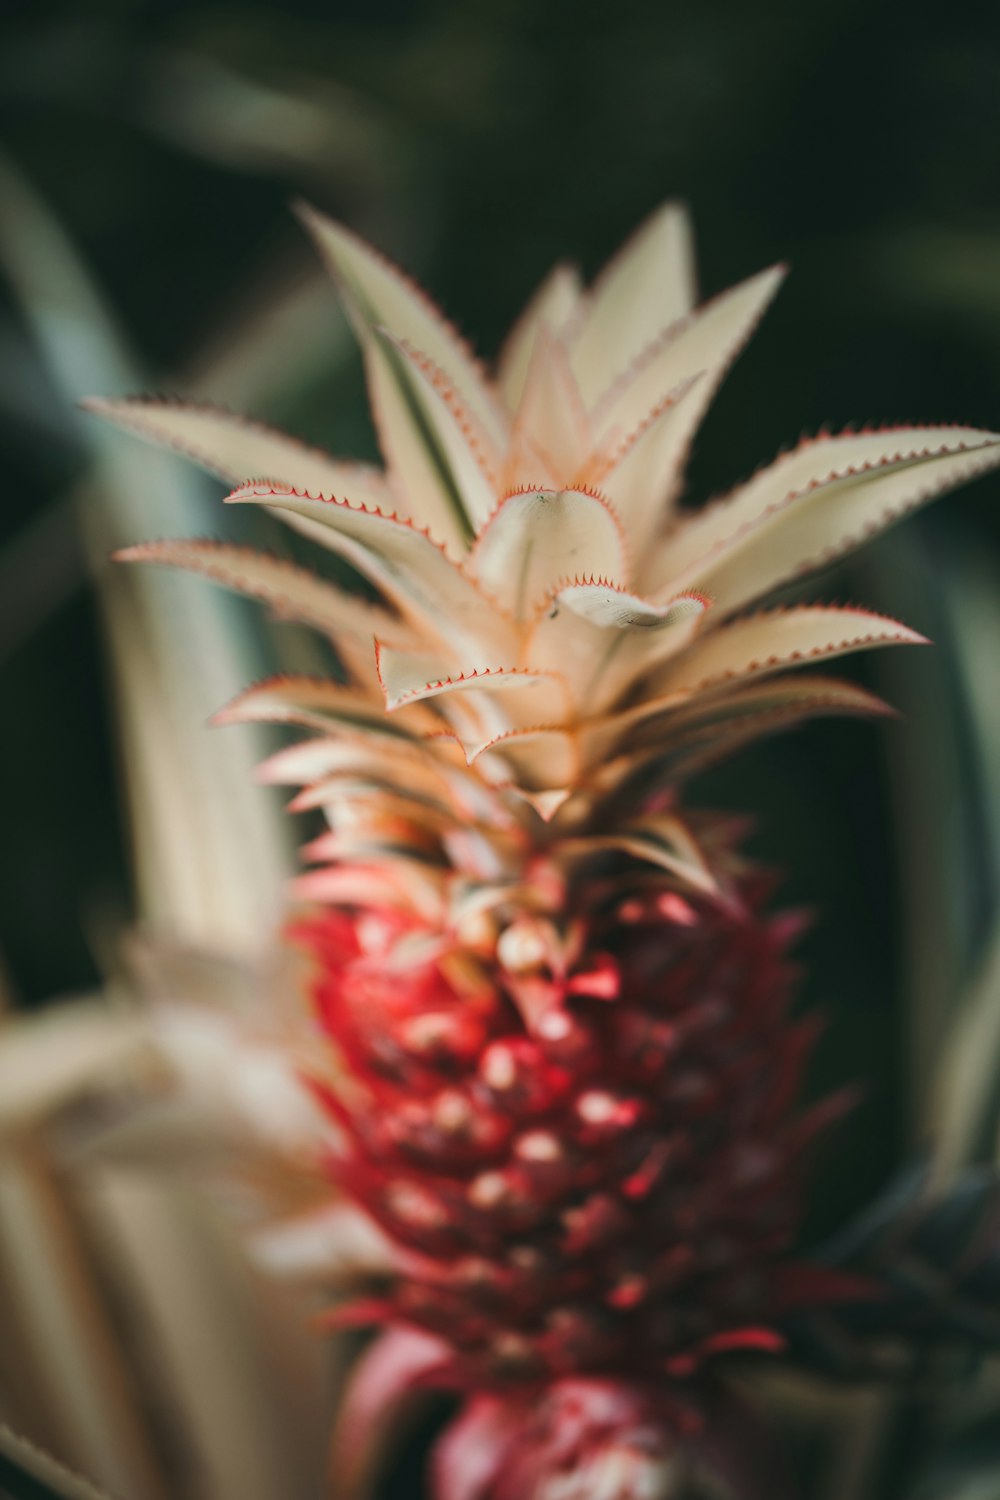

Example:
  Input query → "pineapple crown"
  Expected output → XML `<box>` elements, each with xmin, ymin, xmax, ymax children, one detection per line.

<box><xmin>87</xmin><ymin>202</ymin><xmax>1000</xmax><ymax>900</ymax></box>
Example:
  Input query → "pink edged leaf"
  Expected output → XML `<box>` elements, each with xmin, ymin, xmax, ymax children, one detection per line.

<box><xmin>563</xmin><ymin>812</ymin><xmax>720</xmax><ymax>896</ymax></box>
<box><xmin>593</xmin><ymin>264</ymin><xmax>787</xmax><ymax>487</ymax></box>
<box><xmin>467</xmin><ymin>487</ymin><xmax>629</xmax><ymax>621</ymax></box>
<box><xmin>225</xmin><ymin>481</ymin><xmax>515</xmax><ymax>655</ymax></box>
<box><xmin>594</xmin><ymin>374</ymin><xmax>706</xmax><ymax>551</ymax></box>
<box><xmin>645</xmin><ymin>604</ymin><xmax>926</xmax><ymax>698</ymax></box>
<box><xmin>661</xmin><ymin>425</ymin><xmax>1000</xmax><ymax>611</ymax></box>
<box><xmin>355</xmin><ymin>330</ymin><xmax>476</xmax><ymax>553</ymax></box>
<box><xmin>295</xmin><ymin>773</ymin><xmax>456</xmax><ymax>828</ymax></box>
<box><xmin>513</xmin><ymin>785</ymin><xmax>573</xmax><ymax>820</ymax></box>
<box><xmin>497</xmin><ymin>262</ymin><xmax>583</xmax><ymax>411</ymax></box>
<box><xmin>114</xmin><ymin>537</ymin><xmax>410</xmax><ymax>646</ymax></box>
<box><xmin>255</xmin><ymin>736</ymin><xmax>370</xmax><ymax>786</ymax></box>
<box><xmin>295</xmin><ymin>207</ymin><xmax>507</xmax><ymax>549</ymax></box>
<box><xmin>212</xmin><ymin>674</ymin><xmax>438</xmax><ymax>740</ymax></box>
<box><xmin>522</xmin><ymin>585</ymin><xmax>708</xmax><ymax>717</ymax></box>
<box><xmin>628</xmin><ymin>670</ymin><xmax>893</xmax><ymax>738</ymax></box>
<box><xmin>374</xmin><ymin>329</ymin><xmax>504</xmax><ymax>528</ymax></box>
<box><xmin>280</xmin><ymin>739</ymin><xmax>455</xmax><ymax>804</ymax></box>
<box><xmin>607</xmin><ymin>675</ymin><xmax>893</xmax><ymax>777</ymax></box>
<box><xmin>571</xmin><ymin>201</ymin><xmax>698</xmax><ymax>404</ymax></box>
<box><xmin>297</xmin><ymin>205</ymin><xmax>505</xmax><ymax>442</ymax></box>
<box><xmin>300</xmin><ymin>822</ymin><xmax>441</xmax><ymax>867</ymax></box>
<box><xmin>83</xmin><ymin>395</ymin><xmax>391</xmax><ymax>505</ymax></box>
<box><xmin>471</xmin><ymin>724</ymin><xmax>582</xmax><ymax>790</ymax></box>
<box><xmin>255</xmin><ymin>735</ymin><xmax>463</xmax><ymax>801</ymax></box>
<box><xmin>291</xmin><ymin>862</ymin><xmax>446</xmax><ymax>920</ymax></box>
<box><xmin>635</xmin><ymin>689</ymin><xmax>895</xmax><ymax>787</ymax></box>
<box><xmin>555</xmin><ymin>579</ymin><xmax>710</xmax><ymax>630</ymax></box>
<box><xmin>328</xmin><ymin>1327</ymin><xmax>452</xmax><ymax>1500</ymax></box>
<box><xmin>375</xmin><ymin>641</ymin><xmax>571</xmax><ymax>716</ymax></box>
<box><xmin>504</xmin><ymin>325</ymin><xmax>591</xmax><ymax>490</ymax></box>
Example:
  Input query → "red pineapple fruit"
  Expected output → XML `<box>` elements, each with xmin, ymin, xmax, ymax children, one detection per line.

<box><xmin>298</xmin><ymin>847</ymin><xmax>818</xmax><ymax>1388</ymax></box>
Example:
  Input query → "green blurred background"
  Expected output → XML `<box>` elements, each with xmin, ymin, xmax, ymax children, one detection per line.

<box><xmin>2</xmin><ymin>0</ymin><xmax>1000</xmax><ymax>1250</ymax></box>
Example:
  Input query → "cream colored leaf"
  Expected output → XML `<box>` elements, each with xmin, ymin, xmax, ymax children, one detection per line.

<box><xmin>585</xmin><ymin>678</ymin><xmax>891</xmax><ymax>797</ymax></box>
<box><xmin>571</xmin><ymin>202</ymin><xmax>698</xmax><ymax>404</ymax></box>
<box><xmin>0</xmin><ymin>1002</ymin><xmax>149</xmax><ymax>1136</ymax></box>
<box><xmin>595</xmin><ymin>673</ymin><xmax>891</xmax><ymax>762</ymax></box>
<box><xmin>353</xmin><ymin>331</ymin><xmax>475</xmax><ymax>552</ymax></box>
<box><xmin>556</xmin><ymin>580</ymin><xmax>710</xmax><ymax>630</ymax></box>
<box><xmin>291</xmin><ymin>863</ymin><xmax>446</xmax><ymax>920</ymax></box>
<box><xmin>0</xmin><ymin>1154</ymin><xmax>173</xmax><ymax>1500</ymax></box>
<box><xmin>374</xmin><ymin>330</ymin><xmax>502</xmax><ymax>528</ymax></box>
<box><xmin>469</xmin><ymin>725</ymin><xmax>582</xmax><ymax>789</ymax></box>
<box><xmin>593</xmin><ymin>264</ymin><xmax>786</xmax><ymax>463</ymax></box>
<box><xmin>255</xmin><ymin>737</ymin><xmax>369</xmax><ymax>786</ymax></box>
<box><xmin>292</xmin><ymin>781</ymin><xmax>454</xmax><ymax>830</ymax></box>
<box><xmin>83</xmin><ymin>395</ymin><xmax>390</xmax><ymax>503</ymax></box>
<box><xmin>467</xmin><ymin>488</ymin><xmax>629</xmax><ymax>620</ymax></box>
<box><xmin>294</xmin><ymin>768</ymin><xmax>455</xmax><ymax>822</ymax></box>
<box><xmin>645</xmin><ymin>605</ymin><xmax>926</xmax><ymax>698</ymax></box>
<box><xmin>115</xmin><ymin>537</ymin><xmax>411</xmax><ymax>646</ymax></box>
<box><xmin>226</xmin><ymin>482</ymin><xmax>514</xmax><ymax>653</ymax></box>
<box><xmin>295</xmin><ymin>205</ymin><xmax>505</xmax><ymax>549</ymax></box>
<box><xmin>514</xmin><ymin>787</ymin><xmax>573</xmax><ymax>820</ymax></box>
<box><xmin>497</xmin><ymin>262</ymin><xmax>583</xmax><ymax>411</ymax></box>
<box><xmin>375</xmin><ymin>643</ymin><xmax>569</xmax><ymax>716</ymax></box>
<box><xmin>282</xmin><ymin>740</ymin><xmax>454</xmax><ymax>805</ymax></box>
<box><xmin>296</xmin><ymin>204</ymin><xmax>506</xmax><ymax>448</ymax></box>
<box><xmin>518</xmin><ymin>599</ymin><xmax>630</xmax><ymax>708</ymax></box>
<box><xmin>663</xmin><ymin>427</ymin><xmax>1000</xmax><ymax>610</ymax></box>
<box><xmin>504</xmin><ymin>326</ymin><xmax>590</xmax><ymax>489</ymax></box>
<box><xmin>82</xmin><ymin>1174</ymin><xmax>331</xmax><ymax>1500</ymax></box>
<box><xmin>303</xmin><ymin>824</ymin><xmax>440</xmax><ymax>866</ymax></box>
<box><xmin>563</xmin><ymin>812</ymin><xmax>718</xmax><ymax>896</ymax></box>
<box><xmin>214</xmin><ymin>674</ymin><xmax>436</xmax><ymax>739</ymax></box>
<box><xmin>594</xmin><ymin>375</ymin><xmax>706</xmax><ymax>552</ymax></box>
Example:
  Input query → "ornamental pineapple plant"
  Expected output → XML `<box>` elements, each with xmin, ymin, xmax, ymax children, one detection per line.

<box><xmin>89</xmin><ymin>204</ymin><xmax>1000</xmax><ymax>1500</ymax></box>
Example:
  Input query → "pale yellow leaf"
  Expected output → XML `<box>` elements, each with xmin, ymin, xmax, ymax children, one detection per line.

<box><xmin>467</xmin><ymin>488</ymin><xmax>629</xmax><ymax>621</ymax></box>
<box><xmin>571</xmin><ymin>202</ymin><xmax>698</xmax><ymax>404</ymax></box>
<box><xmin>83</xmin><ymin>396</ymin><xmax>390</xmax><ymax>503</ymax></box>
<box><xmin>497</xmin><ymin>262</ymin><xmax>582</xmax><ymax>411</ymax></box>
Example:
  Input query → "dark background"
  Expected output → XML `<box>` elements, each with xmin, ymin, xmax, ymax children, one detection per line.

<box><xmin>2</xmin><ymin>0</ymin><xmax>1000</xmax><ymax>1243</ymax></box>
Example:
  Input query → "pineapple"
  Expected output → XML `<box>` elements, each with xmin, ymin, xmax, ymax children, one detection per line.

<box><xmin>90</xmin><ymin>204</ymin><xmax>1000</xmax><ymax>1499</ymax></box>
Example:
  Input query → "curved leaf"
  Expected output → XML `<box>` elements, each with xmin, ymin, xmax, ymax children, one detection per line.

<box><xmin>116</xmin><ymin>537</ymin><xmax>409</xmax><ymax>646</ymax></box>
<box><xmin>83</xmin><ymin>395</ymin><xmax>391</xmax><ymax>505</ymax></box>
<box><xmin>571</xmin><ymin>201</ymin><xmax>698</xmax><ymax>404</ymax></box>
<box><xmin>646</xmin><ymin>605</ymin><xmax>926</xmax><ymax>698</ymax></box>
<box><xmin>467</xmin><ymin>487</ymin><xmax>629</xmax><ymax>620</ymax></box>
<box><xmin>497</xmin><ymin>262</ymin><xmax>582</xmax><ymax>411</ymax></box>
<box><xmin>225</xmin><ymin>482</ymin><xmax>514</xmax><ymax>654</ymax></box>
<box><xmin>661</xmin><ymin>427</ymin><xmax>1000</xmax><ymax>610</ymax></box>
